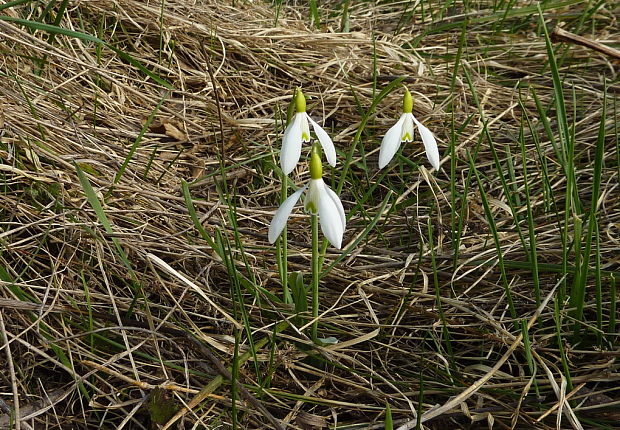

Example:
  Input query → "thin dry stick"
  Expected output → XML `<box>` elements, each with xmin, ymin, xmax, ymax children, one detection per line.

<box><xmin>147</xmin><ymin>253</ymin><xmax>242</xmax><ymax>329</ymax></box>
<box><xmin>535</xmin><ymin>381</ymin><xmax>586</xmax><ymax>426</ymax></box>
<box><xmin>552</xmin><ymin>27</ymin><xmax>620</xmax><ymax>61</ymax></box>
<box><xmin>0</xmin><ymin>311</ymin><xmax>20</xmax><ymax>430</ymax></box>
<box><xmin>80</xmin><ymin>360</ymin><xmax>203</xmax><ymax>395</ymax></box>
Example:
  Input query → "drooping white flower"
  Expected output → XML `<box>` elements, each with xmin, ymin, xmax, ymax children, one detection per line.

<box><xmin>280</xmin><ymin>89</ymin><xmax>337</xmax><ymax>175</ymax></box>
<box><xmin>378</xmin><ymin>88</ymin><xmax>440</xmax><ymax>171</ymax></box>
<box><xmin>269</xmin><ymin>148</ymin><xmax>345</xmax><ymax>249</ymax></box>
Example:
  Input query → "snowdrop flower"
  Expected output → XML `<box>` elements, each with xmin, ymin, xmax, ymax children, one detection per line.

<box><xmin>269</xmin><ymin>147</ymin><xmax>346</xmax><ymax>249</ymax></box>
<box><xmin>280</xmin><ymin>88</ymin><xmax>337</xmax><ymax>175</ymax></box>
<box><xmin>378</xmin><ymin>88</ymin><xmax>440</xmax><ymax>171</ymax></box>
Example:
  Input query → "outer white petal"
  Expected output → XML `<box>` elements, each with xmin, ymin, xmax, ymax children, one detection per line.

<box><xmin>378</xmin><ymin>114</ymin><xmax>406</xmax><ymax>169</ymax></box>
<box><xmin>281</xmin><ymin>114</ymin><xmax>303</xmax><ymax>175</ymax></box>
<box><xmin>324</xmin><ymin>185</ymin><xmax>346</xmax><ymax>232</ymax></box>
<box><xmin>413</xmin><ymin>116</ymin><xmax>440</xmax><ymax>170</ymax></box>
<box><xmin>318</xmin><ymin>185</ymin><xmax>345</xmax><ymax>249</ymax></box>
<box><xmin>307</xmin><ymin>115</ymin><xmax>337</xmax><ymax>167</ymax></box>
<box><xmin>268</xmin><ymin>187</ymin><xmax>305</xmax><ymax>243</ymax></box>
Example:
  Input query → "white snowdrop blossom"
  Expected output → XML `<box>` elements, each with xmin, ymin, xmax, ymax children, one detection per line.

<box><xmin>269</xmin><ymin>149</ymin><xmax>345</xmax><ymax>249</ymax></box>
<box><xmin>378</xmin><ymin>88</ymin><xmax>440</xmax><ymax>171</ymax></box>
<box><xmin>280</xmin><ymin>89</ymin><xmax>337</xmax><ymax>175</ymax></box>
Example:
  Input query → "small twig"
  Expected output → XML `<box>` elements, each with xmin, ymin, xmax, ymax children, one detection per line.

<box><xmin>147</xmin><ymin>253</ymin><xmax>242</xmax><ymax>330</ymax></box>
<box><xmin>535</xmin><ymin>382</ymin><xmax>586</xmax><ymax>424</ymax></box>
<box><xmin>552</xmin><ymin>27</ymin><xmax>620</xmax><ymax>61</ymax></box>
<box><xmin>80</xmin><ymin>360</ymin><xmax>204</xmax><ymax>395</ymax></box>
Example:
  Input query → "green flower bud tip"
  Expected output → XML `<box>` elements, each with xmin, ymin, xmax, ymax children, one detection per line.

<box><xmin>403</xmin><ymin>88</ymin><xmax>413</xmax><ymax>113</ymax></box>
<box><xmin>295</xmin><ymin>88</ymin><xmax>306</xmax><ymax>113</ymax></box>
<box><xmin>309</xmin><ymin>149</ymin><xmax>323</xmax><ymax>180</ymax></box>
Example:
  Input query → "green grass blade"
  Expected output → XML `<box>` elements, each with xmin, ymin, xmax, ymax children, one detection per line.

<box><xmin>231</xmin><ymin>328</ymin><xmax>240</xmax><ymax>429</ymax></box>
<box><xmin>538</xmin><ymin>11</ymin><xmax>583</xmax><ymax>313</ymax></box>
<box><xmin>309</xmin><ymin>0</ymin><xmax>320</xmax><ymax>29</ymax></box>
<box><xmin>485</xmin><ymin>128</ymin><xmax>527</xmax><ymax>253</ymax></box>
<box><xmin>538</xmin><ymin>5</ymin><xmax>581</xmax><ymax>210</ymax></box>
<box><xmin>428</xmin><ymin>217</ymin><xmax>453</xmax><ymax>364</ymax></box>
<box><xmin>215</xmin><ymin>229</ymin><xmax>261</xmax><ymax>385</ymax></box>
<box><xmin>181</xmin><ymin>180</ymin><xmax>219</xmax><ymax>252</ymax></box>
<box><xmin>75</xmin><ymin>163</ymin><xmax>136</xmax><ymax>282</ymax></box>
<box><xmin>0</xmin><ymin>0</ymin><xmax>32</xmax><ymax>11</ymax></box>
<box><xmin>518</xmin><ymin>119</ymin><xmax>541</xmax><ymax>308</ymax></box>
<box><xmin>448</xmin><ymin>21</ymin><xmax>467</xmax><ymax>109</ymax></box>
<box><xmin>321</xmin><ymin>191</ymin><xmax>392</xmax><ymax>276</ymax></box>
<box><xmin>113</xmin><ymin>93</ymin><xmax>168</xmax><ymax>186</ymax></box>
<box><xmin>384</xmin><ymin>402</ymin><xmax>393</xmax><ymax>430</ymax></box>
<box><xmin>468</xmin><ymin>150</ymin><xmax>516</xmax><ymax>320</ymax></box>
<box><xmin>340</xmin><ymin>0</ymin><xmax>350</xmax><ymax>32</ymax></box>
<box><xmin>410</xmin><ymin>0</ymin><xmax>584</xmax><ymax>46</ymax></box>
<box><xmin>595</xmin><ymin>222</ymin><xmax>602</xmax><ymax>346</ymax></box>
<box><xmin>0</xmin><ymin>16</ymin><xmax>103</xmax><ymax>43</ymax></box>
<box><xmin>0</xmin><ymin>16</ymin><xmax>173</xmax><ymax>89</ymax></box>
<box><xmin>554</xmin><ymin>296</ymin><xmax>573</xmax><ymax>391</ymax></box>
<box><xmin>520</xmin><ymin>91</ymin><xmax>558</xmax><ymax>214</ymax></box>
<box><xmin>569</xmin><ymin>83</ymin><xmax>606</xmax><ymax>335</ymax></box>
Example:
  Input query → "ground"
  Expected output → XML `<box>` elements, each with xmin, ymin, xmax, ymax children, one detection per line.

<box><xmin>0</xmin><ymin>1</ymin><xmax>619</xmax><ymax>429</ymax></box>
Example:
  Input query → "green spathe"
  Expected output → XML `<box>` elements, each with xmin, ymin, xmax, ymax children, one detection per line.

<box><xmin>309</xmin><ymin>149</ymin><xmax>323</xmax><ymax>180</ymax></box>
<box><xmin>403</xmin><ymin>88</ymin><xmax>413</xmax><ymax>113</ymax></box>
<box><xmin>295</xmin><ymin>88</ymin><xmax>306</xmax><ymax>113</ymax></box>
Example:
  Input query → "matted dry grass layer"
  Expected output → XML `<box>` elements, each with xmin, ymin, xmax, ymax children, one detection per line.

<box><xmin>0</xmin><ymin>0</ymin><xmax>619</xmax><ymax>429</ymax></box>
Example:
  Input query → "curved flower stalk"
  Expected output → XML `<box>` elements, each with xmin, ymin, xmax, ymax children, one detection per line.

<box><xmin>378</xmin><ymin>88</ymin><xmax>440</xmax><ymax>171</ymax></box>
<box><xmin>280</xmin><ymin>88</ymin><xmax>337</xmax><ymax>175</ymax></box>
<box><xmin>268</xmin><ymin>147</ymin><xmax>345</xmax><ymax>249</ymax></box>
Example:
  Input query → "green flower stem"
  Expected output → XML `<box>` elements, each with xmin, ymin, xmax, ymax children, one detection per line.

<box><xmin>311</xmin><ymin>213</ymin><xmax>320</xmax><ymax>342</ymax></box>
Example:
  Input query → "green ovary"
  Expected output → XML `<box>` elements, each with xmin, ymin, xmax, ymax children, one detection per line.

<box><xmin>305</xmin><ymin>201</ymin><xmax>318</xmax><ymax>213</ymax></box>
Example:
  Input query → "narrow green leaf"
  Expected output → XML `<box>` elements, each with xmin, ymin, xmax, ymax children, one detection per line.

<box><xmin>384</xmin><ymin>403</ymin><xmax>393</xmax><ymax>430</ymax></box>
<box><xmin>570</xmin><ymin>82</ymin><xmax>606</xmax><ymax>334</ymax></box>
<box><xmin>75</xmin><ymin>163</ymin><xmax>136</xmax><ymax>281</ymax></box>
<box><xmin>468</xmin><ymin>150</ymin><xmax>516</xmax><ymax>320</ymax></box>
<box><xmin>113</xmin><ymin>93</ymin><xmax>168</xmax><ymax>185</ymax></box>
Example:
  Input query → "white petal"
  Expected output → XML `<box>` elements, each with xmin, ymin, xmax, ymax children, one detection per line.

<box><xmin>318</xmin><ymin>185</ymin><xmax>345</xmax><ymax>249</ymax></box>
<box><xmin>413</xmin><ymin>117</ymin><xmax>440</xmax><ymax>170</ymax></box>
<box><xmin>308</xmin><ymin>115</ymin><xmax>337</xmax><ymax>167</ymax></box>
<box><xmin>281</xmin><ymin>114</ymin><xmax>303</xmax><ymax>175</ymax></box>
<box><xmin>378</xmin><ymin>114</ymin><xmax>406</xmax><ymax>169</ymax></box>
<box><xmin>268</xmin><ymin>187</ymin><xmax>305</xmax><ymax>243</ymax></box>
<box><xmin>324</xmin><ymin>185</ymin><xmax>346</xmax><ymax>232</ymax></box>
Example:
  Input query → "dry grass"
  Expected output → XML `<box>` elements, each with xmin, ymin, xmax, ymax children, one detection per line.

<box><xmin>0</xmin><ymin>0</ymin><xmax>619</xmax><ymax>429</ymax></box>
